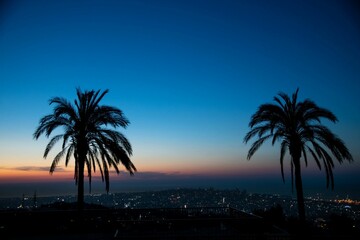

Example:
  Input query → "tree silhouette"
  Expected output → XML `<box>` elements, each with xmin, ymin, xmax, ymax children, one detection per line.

<box><xmin>34</xmin><ymin>88</ymin><xmax>136</xmax><ymax>210</ymax></box>
<box><xmin>244</xmin><ymin>89</ymin><xmax>353</xmax><ymax>221</ymax></box>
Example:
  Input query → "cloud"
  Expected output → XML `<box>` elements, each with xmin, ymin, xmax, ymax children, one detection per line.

<box><xmin>131</xmin><ymin>171</ymin><xmax>182</xmax><ymax>177</ymax></box>
<box><xmin>15</xmin><ymin>166</ymin><xmax>53</xmax><ymax>171</ymax></box>
<box><xmin>0</xmin><ymin>166</ymin><xmax>66</xmax><ymax>172</ymax></box>
<box><xmin>115</xmin><ymin>171</ymin><xmax>184</xmax><ymax>179</ymax></box>
<box><xmin>113</xmin><ymin>171</ymin><xmax>240</xmax><ymax>182</ymax></box>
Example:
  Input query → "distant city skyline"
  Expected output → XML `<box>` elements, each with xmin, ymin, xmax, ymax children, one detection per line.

<box><xmin>2</xmin><ymin>188</ymin><xmax>359</xmax><ymax>222</ymax></box>
<box><xmin>1</xmin><ymin>0</ymin><xmax>359</xmax><ymax>197</ymax></box>
<box><xmin>1</xmin><ymin>170</ymin><xmax>359</xmax><ymax>200</ymax></box>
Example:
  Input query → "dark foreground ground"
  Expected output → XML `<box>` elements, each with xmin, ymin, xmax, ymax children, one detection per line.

<box><xmin>0</xmin><ymin>204</ymin><xmax>358</xmax><ymax>239</ymax></box>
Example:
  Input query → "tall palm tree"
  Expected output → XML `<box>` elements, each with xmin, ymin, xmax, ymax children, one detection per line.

<box><xmin>244</xmin><ymin>89</ymin><xmax>353</xmax><ymax>221</ymax></box>
<box><xmin>34</xmin><ymin>88</ymin><xmax>136</xmax><ymax>210</ymax></box>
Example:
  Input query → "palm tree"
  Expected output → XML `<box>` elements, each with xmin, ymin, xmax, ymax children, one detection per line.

<box><xmin>244</xmin><ymin>89</ymin><xmax>353</xmax><ymax>221</ymax></box>
<box><xmin>34</xmin><ymin>88</ymin><xmax>136</xmax><ymax>210</ymax></box>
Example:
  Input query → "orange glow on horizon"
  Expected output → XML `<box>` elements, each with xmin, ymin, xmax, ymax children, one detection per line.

<box><xmin>0</xmin><ymin>161</ymin><xmax>280</xmax><ymax>183</ymax></box>
<box><xmin>0</xmin><ymin>168</ymin><xmax>73</xmax><ymax>183</ymax></box>
<box><xmin>133</xmin><ymin>159</ymin><xmax>278</xmax><ymax>176</ymax></box>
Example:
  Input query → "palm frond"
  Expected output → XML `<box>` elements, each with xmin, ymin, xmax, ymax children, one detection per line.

<box><xmin>247</xmin><ymin>135</ymin><xmax>272</xmax><ymax>160</ymax></box>
<box><xmin>85</xmin><ymin>157</ymin><xmax>92</xmax><ymax>193</ymax></box>
<box><xmin>291</xmin><ymin>159</ymin><xmax>294</xmax><ymax>193</ymax></box>
<box><xmin>301</xmin><ymin>144</ymin><xmax>308</xmax><ymax>167</ymax></box>
<box><xmin>280</xmin><ymin>141</ymin><xmax>288</xmax><ymax>182</ymax></box>
<box><xmin>44</xmin><ymin>134</ymin><xmax>63</xmax><ymax>158</ymax></box>
<box><xmin>74</xmin><ymin>156</ymin><xmax>78</xmax><ymax>185</ymax></box>
<box><xmin>95</xmin><ymin>106</ymin><xmax>130</xmax><ymax>128</ymax></box>
<box><xmin>100</xmin><ymin>129</ymin><xmax>133</xmax><ymax>155</ymax></box>
<box><xmin>90</xmin><ymin>89</ymin><xmax>109</xmax><ymax>110</ymax></box>
<box><xmin>50</xmin><ymin>146</ymin><xmax>68</xmax><ymax>173</ymax></box>
<box><xmin>305</xmin><ymin>145</ymin><xmax>321</xmax><ymax>170</ymax></box>
<box><xmin>65</xmin><ymin>144</ymin><xmax>74</xmax><ymax>166</ymax></box>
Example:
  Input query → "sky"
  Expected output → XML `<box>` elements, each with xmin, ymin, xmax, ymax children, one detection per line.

<box><xmin>1</xmin><ymin>0</ymin><xmax>360</xmax><ymax>198</ymax></box>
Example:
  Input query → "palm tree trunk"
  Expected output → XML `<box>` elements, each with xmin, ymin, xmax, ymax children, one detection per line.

<box><xmin>77</xmin><ymin>157</ymin><xmax>85</xmax><ymax>211</ymax></box>
<box><xmin>293</xmin><ymin>157</ymin><xmax>305</xmax><ymax>222</ymax></box>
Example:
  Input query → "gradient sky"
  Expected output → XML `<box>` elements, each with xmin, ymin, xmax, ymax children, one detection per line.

<box><xmin>1</xmin><ymin>0</ymin><xmax>360</xmax><ymax>197</ymax></box>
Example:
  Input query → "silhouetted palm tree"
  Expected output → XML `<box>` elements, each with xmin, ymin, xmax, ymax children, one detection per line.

<box><xmin>34</xmin><ymin>89</ymin><xmax>136</xmax><ymax>210</ymax></box>
<box><xmin>244</xmin><ymin>89</ymin><xmax>352</xmax><ymax>221</ymax></box>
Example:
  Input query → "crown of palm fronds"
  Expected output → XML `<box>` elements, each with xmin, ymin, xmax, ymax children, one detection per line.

<box><xmin>244</xmin><ymin>89</ymin><xmax>353</xmax><ymax>189</ymax></box>
<box><xmin>34</xmin><ymin>88</ymin><xmax>136</xmax><ymax>192</ymax></box>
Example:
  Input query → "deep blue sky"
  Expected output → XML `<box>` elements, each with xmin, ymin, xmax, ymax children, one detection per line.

<box><xmin>0</xmin><ymin>0</ymin><xmax>359</xmax><ymax>197</ymax></box>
